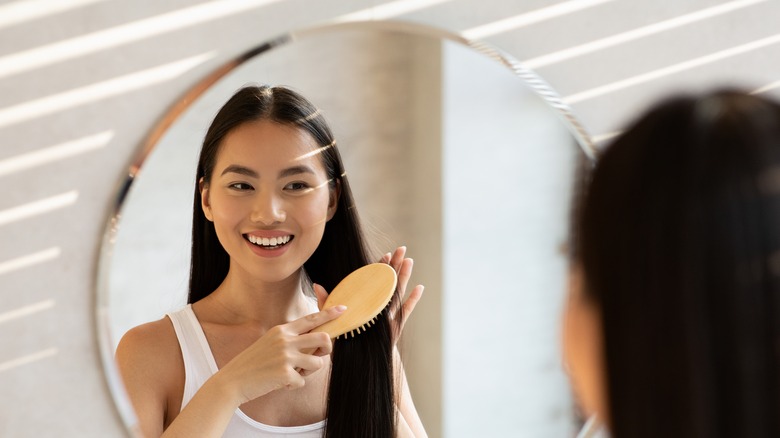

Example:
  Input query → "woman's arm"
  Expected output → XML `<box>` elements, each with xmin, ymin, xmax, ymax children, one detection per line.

<box><xmin>155</xmin><ymin>372</ymin><xmax>245</xmax><ymax>438</ymax></box>
<box><xmin>115</xmin><ymin>306</ymin><xmax>345</xmax><ymax>438</ymax></box>
<box><xmin>115</xmin><ymin>319</ymin><xmax>179</xmax><ymax>438</ymax></box>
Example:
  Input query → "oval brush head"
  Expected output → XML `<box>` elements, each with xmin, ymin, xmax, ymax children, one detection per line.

<box><xmin>311</xmin><ymin>263</ymin><xmax>397</xmax><ymax>339</ymax></box>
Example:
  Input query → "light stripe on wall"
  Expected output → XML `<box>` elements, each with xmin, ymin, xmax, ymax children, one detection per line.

<box><xmin>462</xmin><ymin>0</ymin><xmax>616</xmax><ymax>40</ymax></box>
<box><xmin>753</xmin><ymin>78</ymin><xmax>780</xmax><ymax>94</ymax></box>
<box><xmin>0</xmin><ymin>0</ymin><xmax>282</xmax><ymax>79</ymax></box>
<box><xmin>0</xmin><ymin>348</ymin><xmax>58</xmax><ymax>373</ymax></box>
<box><xmin>523</xmin><ymin>0</ymin><xmax>767</xmax><ymax>69</ymax></box>
<box><xmin>564</xmin><ymin>32</ymin><xmax>780</xmax><ymax>104</ymax></box>
<box><xmin>0</xmin><ymin>300</ymin><xmax>56</xmax><ymax>325</ymax></box>
<box><xmin>0</xmin><ymin>132</ymin><xmax>114</xmax><ymax>177</ymax></box>
<box><xmin>0</xmin><ymin>53</ymin><xmax>213</xmax><ymax>129</ymax></box>
<box><xmin>334</xmin><ymin>0</ymin><xmax>454</xmax><ymax>22</ymax></box>
<box><xmin>0</xmin><ymin>0</ymin><xmax>108</xmax><ymax>30</ymax></box>
<box><xmin>0</xmin><ymin>248</ymin><xmax>61</xmax><ymax>276</ymax></box>
<box><xmin>0</xmin><ymin>193</ymin><xmax>79</xmax><ymax>227</ymax></box>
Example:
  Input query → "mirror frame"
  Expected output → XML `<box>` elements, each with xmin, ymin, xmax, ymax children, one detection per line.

<box><xmin>93</xmin><ymin>19</ymin><xmax>597</xmax><ymax>434</ymax></box>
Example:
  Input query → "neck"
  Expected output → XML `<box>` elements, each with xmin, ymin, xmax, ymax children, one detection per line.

<box><xmin>206</xmin><ymin>265</ymin><xmax>315</xmax><ymax>329</ymax></box>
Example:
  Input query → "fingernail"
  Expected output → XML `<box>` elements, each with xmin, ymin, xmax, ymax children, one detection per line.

<box><xmin>334</xmin><ymin>305</ymin><xmax>347</xmax><ymax>312</ymax></box>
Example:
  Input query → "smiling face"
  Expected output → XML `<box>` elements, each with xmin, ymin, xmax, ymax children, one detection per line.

<box><xmin>200</xmin><ymin>119</ymin><xmax>338</xmax><ymax>286</ymax></box>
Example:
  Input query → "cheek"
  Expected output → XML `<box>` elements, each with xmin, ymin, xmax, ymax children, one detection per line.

<box><xmin>209</xmin><ymin>196</ymin><xmax>246</xmax><ymax>227</ymax></box>
<box><xmin>562</xmin><ymin>303</ymin><xmax>580</xmax><ymax>376</ymax></box>
<box><xmin>563</xmin><ymin>304</ymin><xmax>589</xmax><ymax>406</ymax></box>
<box><xmin>297</xmin><ymin>191</ymin><xmax>332</xmax><ymax>227</ymax></box>
<box><xmin>562</xmin><ymin>298</ymin><xmax>605</xmax><ymax>418</ymax></box>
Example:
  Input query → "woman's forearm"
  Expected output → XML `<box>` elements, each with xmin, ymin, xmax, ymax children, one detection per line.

<box><xmin>161</xmin><ymin>373</ymin><xmax>240</xmax><ymax>438</ymax></box>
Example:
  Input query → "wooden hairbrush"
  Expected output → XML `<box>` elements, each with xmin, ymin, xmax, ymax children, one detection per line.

<box><xmin>311</xmin><ymin>263</ymin><xmax>397</xmax><ymax>339</ymax></box>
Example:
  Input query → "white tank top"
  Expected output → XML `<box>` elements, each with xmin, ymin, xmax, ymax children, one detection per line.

<box><xmin>167</xmin><ymin>305</ymin><xmax>326</xmax><ymax>437</ymax></box>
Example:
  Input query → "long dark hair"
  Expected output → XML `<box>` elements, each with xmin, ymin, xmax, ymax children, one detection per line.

<box><xmin>574</xmin><ymin>90</ymin><xmax>780</xmax><ymax>437</ymax></box>
<box><xmin>189</xmin><ymin>85</ymin><xmax>400</xmax><ymax>437</ymax></box>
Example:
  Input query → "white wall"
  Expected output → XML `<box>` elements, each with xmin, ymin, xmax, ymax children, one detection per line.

<box><xmin>441</xmin><ymin>41</ymin><xmax>578</xmax><ymax>437</ymax></box>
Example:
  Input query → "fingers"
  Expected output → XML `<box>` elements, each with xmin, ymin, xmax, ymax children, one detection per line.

<box><xmin>389</xmin><ymin>246</ymin><xmax>406</xmax><ymax>272</ymax></box>
<box><xmin>383</xmin><ymin>247</ymin><xmax>411</xmax><ymax>297</ymax></box>
<box><xmin>399</xmin><ymin>285</ymin><xmax>424</xmax><ymax>330</ymax></box>
<box><xmin>313</xmin><ymin>283</ymin><xmax>328</xmax><ymax>311</ymax></box>
<box><xmin>292</xmin><ymin>354</ymin><xmax>326</xmax><ymax>378</ymax></box>
<box><xmin>382</xmin><ymin>247</ymin><xmax>416</xmax><ymax>315</ymax></box>
<box><xmin>287</xmin><ymin>305</ymin><xmax>346</xmax><ymax>335</ymax></box>
<box><xmin>291</xmin><ymin>333</ymin><xmax>332</xmax><ymax>377</ymax></box>
<box><xmin>380</xmin><ymin>247</ymin><xmax>425</xmax><ymax>342</ymax></box>
<box><xmin>295</xmin><ymin>332</ymin><xmax>333</xmax><ymax>355</ymax></box>
<box><xmin>282</xmin><ymin>368</ymin><xmax>307</xmax><ymax>389</ymax></box>
<box><xmin>397</xmin><ymin>258</ymin><xmax>413</xmax><ymax>299</ymax></box>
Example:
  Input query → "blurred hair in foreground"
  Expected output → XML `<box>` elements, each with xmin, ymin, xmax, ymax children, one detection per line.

<box><xmin>570</xmin><ymin>89</ymin><xmax>780</xmax><ymax>438</ymax></box>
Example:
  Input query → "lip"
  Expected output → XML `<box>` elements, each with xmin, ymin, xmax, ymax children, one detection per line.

<box><xmin>243</xmin><ymin>233</ymin><xmax>293</xmax><ymax>258</ymax></box>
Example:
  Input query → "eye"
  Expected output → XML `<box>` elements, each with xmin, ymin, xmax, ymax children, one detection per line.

<box><xmin>284</xmin><ymin>181</ymin><xmax>311</xmax><ymax>191</ymax></box>
<box><xmin>228</xmin><ymin>182</ymin><xmax>254</xmax><ymax>191</ymax></box>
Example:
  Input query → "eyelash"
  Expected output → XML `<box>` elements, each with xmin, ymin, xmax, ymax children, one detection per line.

<box><xmin>228</xmin><ymin>182</ymin><xmax>253</xmax><ymax>191</ymax></box>
<box><xmin>227</xmin><ymin>182</ymin><xmax>311</xmax><ymax>192</ymax></box>
<box><xmin>285</xmin><ymin>181</ymin><xmax>310</xmax><ymax>191</ymax></box>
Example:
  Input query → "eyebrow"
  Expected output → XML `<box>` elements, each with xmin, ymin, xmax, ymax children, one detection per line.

<box><xmin>279</xmin><ymin>165</ymin><xmax>316</xmax><ymax>178</ymax></box>
<box><xmin>220</xmin><ymin>164</ymin><xmax>316</xmax><ymax>179</ymax></box>
<box><xmin>220</xmin><ymin>165</ymin><xmax>258</xmax><ymax>178</ymax></box>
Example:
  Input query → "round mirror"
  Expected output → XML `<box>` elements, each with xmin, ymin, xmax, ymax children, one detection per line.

<box><xmin>96</xmin><ymin>21</ymin><xmax>595</xmax><ymax>437</ymax></box>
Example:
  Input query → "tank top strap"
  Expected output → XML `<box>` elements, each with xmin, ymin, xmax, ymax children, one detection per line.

<box><xmin>167</xmin><ymin>304</ymin><xmax>219</xmax><ymax>410</ymax></box>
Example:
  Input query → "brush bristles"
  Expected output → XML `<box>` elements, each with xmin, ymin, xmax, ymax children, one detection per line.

<box><xmin>335</xmin><ymin>309</ymin><xmax>388</xmax><ymax>340</ymax></box>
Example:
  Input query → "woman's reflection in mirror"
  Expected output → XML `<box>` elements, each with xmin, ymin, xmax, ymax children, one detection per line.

<box><xmin>115</xmin><ymin>85</ymin><xmax>426</xmax><ymax>438</ymax></box>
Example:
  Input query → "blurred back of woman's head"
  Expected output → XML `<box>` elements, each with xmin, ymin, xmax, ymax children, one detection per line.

<box><xmin>571</xmin><ymin>90</ymin><xmax>780</xmax><ymax>437</ymax></box>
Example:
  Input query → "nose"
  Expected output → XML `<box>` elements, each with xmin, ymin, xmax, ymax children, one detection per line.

<box><xmin>250</xmin><ymin>190</ymin><xmax>286</xmax><ymax>225</ymax></box>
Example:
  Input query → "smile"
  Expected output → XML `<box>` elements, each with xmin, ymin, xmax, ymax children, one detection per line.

<box><xmin>245</xmin><ymin>234</ymin><xmax>293</xmax><ymax>249</ymax></box>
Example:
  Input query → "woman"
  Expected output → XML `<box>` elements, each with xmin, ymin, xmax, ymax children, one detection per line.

<box><xmin>116</xmin><ymin>85</ymin><xmax>426</xmax><ymax>437</ymax></box>
<box><xmin>564</xmin><ymin>89</ymin><xmax>780</xmax><ymax>437</ymax></box>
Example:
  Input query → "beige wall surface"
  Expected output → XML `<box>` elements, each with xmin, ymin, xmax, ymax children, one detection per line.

<box><xmin>2</xmin><ymin>1</ymin><xmax>780</xmax><ymax>437</ymax></box>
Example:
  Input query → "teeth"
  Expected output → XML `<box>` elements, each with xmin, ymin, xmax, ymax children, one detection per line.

<box><xmin>247</xmin><ymin>235</ymin><xmax>292</xmax><ymax>247</ymax></box>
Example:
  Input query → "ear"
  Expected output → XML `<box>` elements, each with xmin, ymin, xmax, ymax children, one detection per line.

<box><xmin>326</xmin><ymin>179</ymin><xmax>341</xmax><ymax>222</ymax></box>
<box><xmin>199</xmin><ymin>177</ymin><xmax>214</xmax><ymax>222</ymax></box>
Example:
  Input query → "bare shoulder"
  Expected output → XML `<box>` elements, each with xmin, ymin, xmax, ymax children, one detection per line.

<box><xmin>116</xmin><ymin>317</ymin><xmax>181</xmax><ymax>377</ymax></box>
<box><xmin>115</xmin><ymin>316</ymin><xmax>185</xmax><ymax>433</ymax></box>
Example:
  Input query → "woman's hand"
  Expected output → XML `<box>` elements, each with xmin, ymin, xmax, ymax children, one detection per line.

<box><xmin>214</xmin><ymin>305</ymin><xmax>345</xmax><ymax>405</ymax></box>
<box><xmin>381</xmin><ymin>246</ymin><xmax>424</xmax><ymax>342</ymax></box>
<box><xmin>311</xmin><ymin>246</ymin><xmax>423</xmax><ymax>342</ymax></box>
